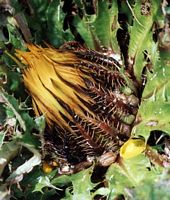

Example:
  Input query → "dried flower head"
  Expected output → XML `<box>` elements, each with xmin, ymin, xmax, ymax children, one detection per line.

<box><xmin>15</xmin><ymin>43</ymin><xmax>141</xmax><ymax>169</ymax></box>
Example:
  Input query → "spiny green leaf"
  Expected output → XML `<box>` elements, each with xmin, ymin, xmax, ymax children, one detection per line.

<box><xmin>53</xmin><ymin>166</ymin><xmax>99</xmax><ymax>200</ymax></box>
<box><xmin>46</xmin><ymin>0</ymin><xmax>74</xmax><ymax>47</ymax></box>
<box><xmin>132</xmin><ymin>43</ymin><xmax>170</xmax><ymax>140</ymax></box>
<box><xmin>74</xmin><ymin>0</ymin><xmax>120</xmax><ymax>51</ymax></box>
<box><xmin>33</xmin><ymin>176</ymin><xmax>60</xmax><ymax>193</ymax></box>
<box><xmin>128</xmin><ymin>0</ymin><xmax>160</xmax><ymax>80</ymax></box>
<box><xmin>74</xmin><ymin>15</ymin><xmax>96</xmax><ymax>49</ymax></box>
<box><xmin>106</xmin><ymin>154</ymin><xmax>161</xmax><ymax>199</ymax></box>
<box><xmin>51</xmin><ymin>175</ymin><xmax>71</xmax><ymax>187</ymax></box>
<box><xmin>67</xmin><ymin>166</ymin><xmax>96</xmax><ymax>199</ymax></box>
<box><xmin>132</xmin><ymin>99</ymin><xmax>170</xmax><ymax>140</ymax></box>
<box><xmin>1</xmin><ymin>91</ymin><xmax>34</xmax><ymax>133</ymax></box>
<box><xmin>94</xmin><ymin>0</ymin><xmax>119</xmax><ymax>50</ymax></box>
<box><xmin>0</xmin><ymin>62</ymin><xmax>24</xmax><ymax>95</ymax></box>
<box><xmin>7</xmin><ymin>17</ymin><xmax>26</xmax><ymax>49</ymax></box>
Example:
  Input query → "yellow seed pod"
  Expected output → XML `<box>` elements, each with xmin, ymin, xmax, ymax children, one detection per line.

<box><xmin>120</xmin><ymin>138</ymin><xmax>146</xmax><ymax>159</ymax></box>
<box><xmin>42</xmin><ymin>162</ymin><xmax>53</xmax><ymax>174</ymax></box>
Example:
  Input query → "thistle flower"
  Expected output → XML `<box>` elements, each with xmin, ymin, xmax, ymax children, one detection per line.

<box><xmin>15</xmin><ymin>43</ymin><xmax>141</xmax><ymax>167</ymax></box>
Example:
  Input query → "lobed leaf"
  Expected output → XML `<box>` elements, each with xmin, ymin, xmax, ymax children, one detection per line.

<box><xmin>128</xmin><ymin>0</ymin><xmax>160</xmax><ymax>80</ymax></box>
<box><xmin>74</xmin><ymin>0</ymin><xmax>120</xmax><ymax>51</ymax></box>
<box><xmin>132</xmin><ymin>42</ymin><xmax>170</xmax><ymax>140</ymax></box>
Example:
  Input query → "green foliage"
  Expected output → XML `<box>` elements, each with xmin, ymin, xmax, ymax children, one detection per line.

<box><xmin>74</xmin><ymin>0</ymin><xmax>120</xmax><ymax>51</ymax></box>
<box><xmin>128</xmin><ymin>0</ymin><xmax>161</xmax><ymax>80</ymax></box>
<box><xmin>51</xmin><ymin>166</ymin><xmax>110</xmax><ymax>200</ymax></box>
<box><xmin>46</xmin><ymin>0</ymin><xmax>74</xmax><ymax>47</ymax></box>
<box><xmin>1</xmin><ymin>91</ymin><xmax>34</xmax><ymax>133</ymax></box>
<box><xmin>106</xmin><ymin>154</ymin><xmax>161</xmax><ymax>199</ymax></box>
<box><xmin>132</xmin><ymin>30</ymin><xmax>170</xmax><ymax>140</ymax></box>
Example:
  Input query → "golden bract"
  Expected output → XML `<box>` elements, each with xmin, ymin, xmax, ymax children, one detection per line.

<box><xmin>16</xmin><ymin>45</ymin><xmax>93</xmax><ymax>128</ymax></box>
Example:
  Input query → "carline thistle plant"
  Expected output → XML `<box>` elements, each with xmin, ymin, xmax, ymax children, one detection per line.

<box><xmin>14</xmin><ymin>42</ymin><xmax>146</xmax><ymax>173</ymax></box>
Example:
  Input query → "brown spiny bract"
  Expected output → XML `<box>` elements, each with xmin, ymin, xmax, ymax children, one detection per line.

<box><xmin>16</xmin><ymin>44</ymin><xmax>139</xmax><ymax>166</ymax></box>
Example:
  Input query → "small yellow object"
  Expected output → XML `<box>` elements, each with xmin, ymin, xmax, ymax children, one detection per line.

<box><xmin>42</xmin><ymin>163</ymin><xmax>53</xmax><ymax>173</ymax></box>
<box><xmin>120</xmin><ymin>138</ymin><xmax>146</xmax><ymax>159</ymax></box>
<box><xmin>51</xmin><ymin>161</ymin><xmax>59</xmax><ymax>167</ymax></box>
